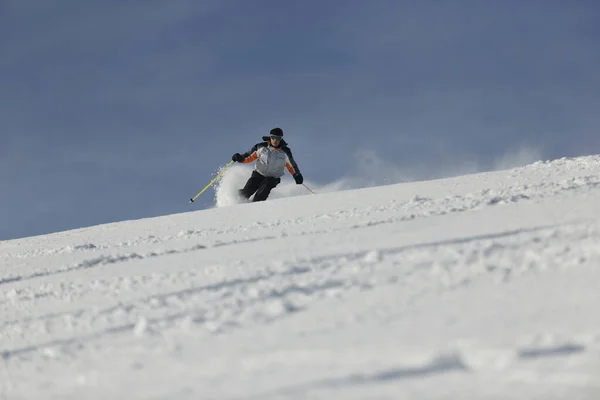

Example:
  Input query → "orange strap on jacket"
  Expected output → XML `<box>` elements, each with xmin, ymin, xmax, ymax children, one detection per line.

<box><xmin>242</xmin><ymin>152</ymin><xmax>258</xmax><ymax>164</ymax></box>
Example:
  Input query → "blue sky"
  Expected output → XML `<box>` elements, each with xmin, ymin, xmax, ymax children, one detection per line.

<box><xmin>1</xmin><ymin>0</ymin><xmax>599</xmax><ymax>240</ymax></box>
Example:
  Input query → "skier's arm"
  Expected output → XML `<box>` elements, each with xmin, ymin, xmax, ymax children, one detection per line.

<box><xmin>232</xmin><ymin>143</ymin><xmax>262</xmax><ymax>163</ymax></box>
<box><xmin>241</xmin><ymin>143</ymin><xmax>265</xmax><ymax>164</ymax></box>
<box><xmin>242</xmin><ymin>152</ymin><xmax>258</xmax><ymax>164</ymax></box>
<box><xmin>285</xmin><ymin>160</ymin><xmax>296</xmax><ymax>175</ymax></box>
<box><xmin>283</xmin><ymin>147</ymin><xmax>300</xmax><ymax>175</ymax></box>
<box><xmin>284</xmin><ymin>147</ymin><xmax>303</xmax><ymax>184</ymax></box>
<box><xmin>241</xmin><ymin>144</ymin><xmax>259</xmax><ymax>159</ymax></box>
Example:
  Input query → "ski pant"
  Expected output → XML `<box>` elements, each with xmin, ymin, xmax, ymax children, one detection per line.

<box><xmin>239</xmin><ymin>170</ymin><xmax>281</xmax><ymax>202</ymax></box>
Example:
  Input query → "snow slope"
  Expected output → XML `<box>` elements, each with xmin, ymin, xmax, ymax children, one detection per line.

<box><xmin>2</xmin><ymin>155</ymin><xmax>600</xmax><ymax>399</ymax></box>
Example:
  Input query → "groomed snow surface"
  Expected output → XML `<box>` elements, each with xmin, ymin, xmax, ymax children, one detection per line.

<box><xmin>2</xmin><ymin>156</ymin><xmax>600</xmax><ymax>399</ymax></box>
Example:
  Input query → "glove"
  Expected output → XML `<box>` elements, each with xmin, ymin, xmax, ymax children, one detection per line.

<box><xmin>232</xmin><ymin>153</ymin><xmax>244</xmax><ymax>163</ymax></box>
<box><xmin>293</xmin><ymin>173</ymin><xmax>303</xmax><ymax>185</ymax></box>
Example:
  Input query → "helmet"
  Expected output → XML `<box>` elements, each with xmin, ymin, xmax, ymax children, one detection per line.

<box><xmin>270</xmin><ymin>127</ymin><xmax>283</xmax><ymax>137</ymax></box>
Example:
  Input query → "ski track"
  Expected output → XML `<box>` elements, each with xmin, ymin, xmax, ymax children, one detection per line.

<box><xmin>2</xmin><ymin>155</ymin><xmax>600</xmax><ymax>398</ymax></box>
<box><xmin>3</xmin><ymin>222</ymin><xmax>600</xmax><ymax>360</ymax></box>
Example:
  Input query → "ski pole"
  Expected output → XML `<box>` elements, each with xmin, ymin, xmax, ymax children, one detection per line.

<box><xmin>189</xmin><ymin>160</ymin><xmax>234</xmax><ymax>203</ymax></box>
<box><xmin>302</xmin><ymin>183</ymin><xmax>315</xmax><ymax>194</ymax></box>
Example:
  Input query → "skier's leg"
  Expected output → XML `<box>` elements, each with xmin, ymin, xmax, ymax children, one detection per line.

<box><xmin>252</xmin><ymin>177</ymin><xmax>280</xmax><ymax>202</ymax></box>
<box><xmin>239</xmin><ymin>171</ymin><xmax>265</xmax><ymax>199</ymax></box>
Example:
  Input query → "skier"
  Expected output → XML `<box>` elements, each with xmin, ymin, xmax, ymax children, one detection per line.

<box><xmin>231</xmin><ymin>127</ymin><xmax>304</xmax><ymax>202</ymax></box>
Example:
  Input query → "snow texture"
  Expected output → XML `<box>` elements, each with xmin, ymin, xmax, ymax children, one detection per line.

<box><xmin>2</xmin><ymin>155</ymin><xmax>600</xmax><ymax>399</ymax></box>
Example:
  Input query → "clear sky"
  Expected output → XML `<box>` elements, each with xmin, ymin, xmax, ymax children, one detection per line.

<box><xmin>1</xmin><ymin>0</ymin><xmax>599</xmax><ymax>240</ymax></box>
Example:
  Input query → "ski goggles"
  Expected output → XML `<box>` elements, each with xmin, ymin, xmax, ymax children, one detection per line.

<box><xmin>270</xmin><ymin>135</ymin><xmax>282</xmax><ymax>140</ymax></box>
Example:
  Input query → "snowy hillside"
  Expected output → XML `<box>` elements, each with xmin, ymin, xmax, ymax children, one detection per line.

<box><xmin>2</xmin><ymin>155</ymin><xmax>600</xmax><ymax>399</ymax></box>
